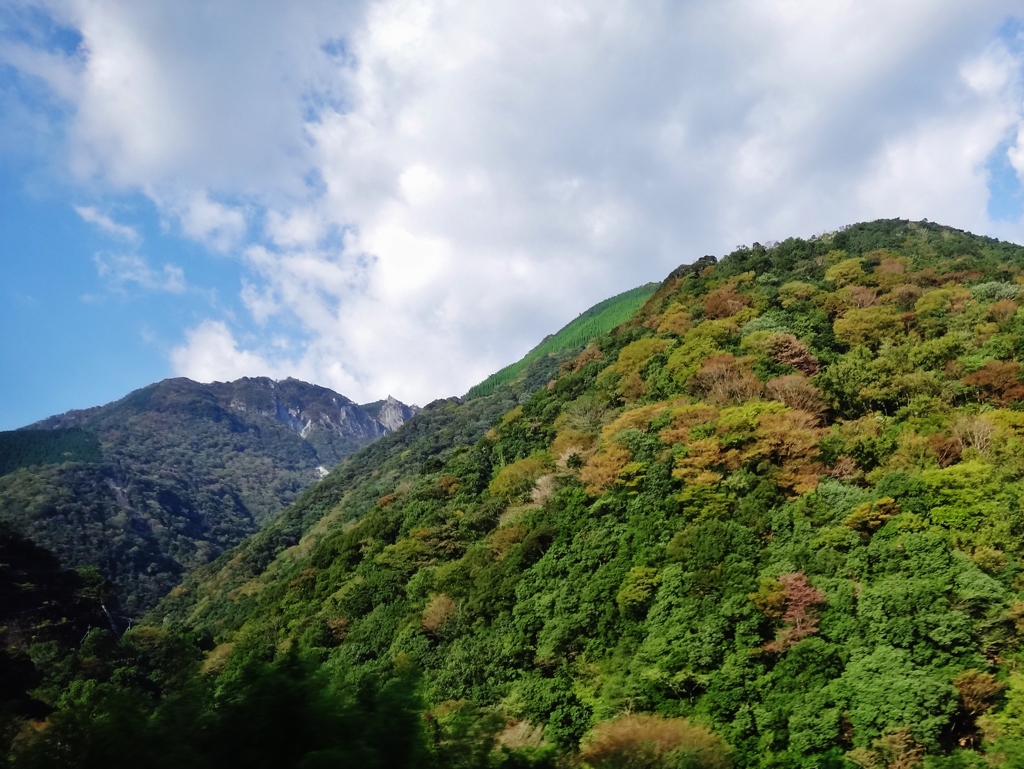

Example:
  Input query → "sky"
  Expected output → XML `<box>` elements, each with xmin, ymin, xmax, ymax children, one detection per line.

<box><xmin>1</xmin><ymin>1</ymin><xmax>1024</xmax><ymax>430</ymax></box>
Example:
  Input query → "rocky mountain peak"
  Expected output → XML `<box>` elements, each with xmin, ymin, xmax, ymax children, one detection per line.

<box><xmin>7</xmin><ymin>377</ymin><xmax>424</xmax><ymax>613</ymax></box>
<box><xmin>376</xmin><ymin>395</ymin><xmax>421</xmax><ymax>432</ymax></box>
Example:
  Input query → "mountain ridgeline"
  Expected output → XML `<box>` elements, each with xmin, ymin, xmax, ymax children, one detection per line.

<box><xmin>0</xmin><ymin>377</ymin><xmax>418</xmax><ymax>615</ymax></box>
<box><xmin>13</xmin><ymin>219</ymin><xmax>1024</xmax><ymax>768</ymax></box>
<box><xmin>465</xmin><ymin>283</ymin><xmax>660</xmax><ymax>400</ymax></box>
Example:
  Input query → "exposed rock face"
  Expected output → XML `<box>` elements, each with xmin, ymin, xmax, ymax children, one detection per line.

<box><xmin>33</xmin><ymin>377</ymin><xmax>417</xmax><ymax>468</ymax></box>
<box><xmin>216</xmin><ymin>377</ymin><xmax>394</xmax><ymax>464</ymax></box>
<box><xmin>376</xmin><ymin>395</ymin><xmax>421</xmax><ymax>432</ymax></box>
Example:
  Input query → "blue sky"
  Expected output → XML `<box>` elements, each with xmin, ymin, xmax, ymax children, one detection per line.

<box><xmin>1</xmin><ymin>1</ymin><xmax>1024</xmax><ymax>430</ymax></box>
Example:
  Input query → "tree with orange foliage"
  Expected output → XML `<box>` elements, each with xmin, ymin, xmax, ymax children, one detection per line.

<box><xmin>990</xmin><ymin>298</ymin><xmax>1018</xmax><ymax>326</ymax></box>
<box><xmin>952</xmin><ymin>669</ymin><xmax>1004</xmax><ymax>717</ymax></box>
<box><xmin>747</xmin><ymin>409</ymin><xmax>825</xmax><ymax>494</ymax></box>
<box><xmin>963</xmin><ymin>360</ymin><xmax>1024</xmax><ymax>406</ymax></box>
<box><xmin>580</xmin><ymin>443</ymin><xmax>632</xmax><ymax>495</ymax></box>
<box><xmin>765</xmin><ymin>375</ymin><xmax>826</xmax><ymax>419</ymax></box>
<box><xmin>579</xmin><ymin>714</ymin><xmax>733</xmax><ymax>769</ymax></box>
<box><xmin>763</xmin><ymin>333</ymin><xmax>820</xmax><ymax>376</ymax></box>
<box><xmin>702</xmin><ymin>287</ymin><xmax>752</xmax><ymax>319</ymax></box>
<box><xmin>687</xmin><ymin>354</ymin><xmax>762</xmax><ymax>405</ymax></box>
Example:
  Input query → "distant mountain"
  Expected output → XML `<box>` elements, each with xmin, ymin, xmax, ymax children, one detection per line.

<box><xmin>0</xmin><ymin>377</ymin><xmax>418</xmax><ymax>614</ymax></box>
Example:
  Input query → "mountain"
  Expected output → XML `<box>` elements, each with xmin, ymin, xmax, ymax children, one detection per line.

<box><xmin>360</xmin><ymin>395</ymin><xmax>421</xmax><ymax>432</ymax></box>
<box><xmin>15</xmin><ymin>219</ymin><xmax>1024</xmax><ymax>768</ymax></box>
<box><xmin>465</xmin><ymin>282</ymin><xmax>659</xmax><ymax>399</ymax></box>
<box><xmin>0</xmin><ymin>521</ymin><xmax>111</xmax><ymax>736</ymax></box>
<box><xmin>0</xmin><ymin>376</ymin><xmax>418</xmax><ymax>615</ymax></box>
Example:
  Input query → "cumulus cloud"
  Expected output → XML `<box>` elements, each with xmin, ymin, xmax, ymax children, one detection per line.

<box><xmin>173</xmin><ymin>192</ymin><xmax>248</xmax><ymax>253</ymax></box>
<box><xmin>169</xmin><ymin>320</ymin><xmax>277</xmax><ymax>383</ymax></box>
<box><xmin>6</xmin><ymin>0</ymin><xmax>1024</xmax><ymax>403</ymax></box>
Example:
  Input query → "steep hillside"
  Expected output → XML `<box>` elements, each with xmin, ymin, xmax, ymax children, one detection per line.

<box><xmin>0</xmin><ymin>429</ymin><xmax>101</xmax><ymax>476</ymax></box>
<box><xmin>17</xmin><ymin>219</ymin><xmax>1024</xmax><ymax>768</ymax></box>
<box><xmin>0</xmin><ymin>377</ymin><xmax>417</xmax><ymax>614</ymax></box>
<box><xmin>466</xmin><ymin>282</ymin><xmax>659</xmax><ymax>399</ymax></box>
<box><xmin>0</xmin><ymin>521</ymin><xmax>113</xmax><ymax>751</ymax></box>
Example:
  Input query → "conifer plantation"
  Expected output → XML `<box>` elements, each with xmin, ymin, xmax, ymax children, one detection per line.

<box><xmin>13</xmin><ymin>219</ymin><xmax>1024</xmax><ymax>767</ymax></box>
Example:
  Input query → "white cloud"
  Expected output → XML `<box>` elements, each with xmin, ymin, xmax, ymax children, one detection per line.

<box><xmin>170</xmin><ymin>320</ymin><xmax>278</xmax><ymax>383</ymax></box>
<box><xmin>173</xmin><ymin>192</ymin><xmax>248</xmax><ymax>252</ymax></box>
<box><xmin>1010</xmin><ymin>124</ymin><xmax>1024</xmax><ymax>182</ymax></box>
<box><xmin>93</xmin><ymin>252</ymin><xmax>186</xmax><ymax>293</ymax></box>
<box><xmin>8</xmin><ymin>0</ymin><xmax>1024</xmax><ymax>404</ymax></box>
<box><xmin>74</xmin><ymin>205</ymin><xmax>140</xmax><ymax>242</ymax></box>
<box><xmin>264</xmin><ymin>208</ymin><xmax>329</xmax><ymax>250</ymax></box>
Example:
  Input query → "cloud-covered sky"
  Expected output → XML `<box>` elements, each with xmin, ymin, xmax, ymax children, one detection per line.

<box><xmin>1</xmin><ymin>0</ymin><xmax>1023</xmax><ymax>427</ymax></box>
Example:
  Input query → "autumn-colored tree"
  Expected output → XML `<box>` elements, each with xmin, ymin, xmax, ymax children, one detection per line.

<box><xmin>890</xmin><ymin>284</ymin><xmax>923</xmax><ymax>311</ymax></box>
<box><xmin>748</xmin><ymin>578</ymin><xmax>787</xmax><ymax>619</ymax></box>
<box><xmin>422</xmin><ymin>593</ymin><xmax>457</xmax><ymax>635</ymax></box>
<box><xmin>687</xmin><ymin>354</ymin><xmax>762</xmax><ymax>405</ymax></box>
<box><xmin>563</xmin><ymin>343</ymin><xmax>605</xmax><ymax>374</ymax></box>
<box><xmin>844</xmin><ymin>497</ymin><xmax>900</xmax><ymax>534</ymax></box>
<box><xmin>671</xmin><ymin>438</ymin><xmax>740</xmax><ymax>486</ymax></box>
<box><xmin>487</xmin><ymin>524</ymin><xmax>527</xmax><ymax>561</ymax></box>
<box><xmin>551</xmin><ymin>429</ymin><xmax>597</xmax><ymax>467</ymax></box>
<box><xmin>990</xmin><ymin>298</ymin><xmax>1018</xmax><ymax>326</ymax></box>
<box><xmin>830</xmin><ymin>455</ymin><xmax>860</xmax><ymax>480</ymax></box>
<box><xmin>953</xmin><ymin>669</ymin><xmax>1004</xmax><ymax>716</ymax></box>
<box><xmin>846</xmin><ymin>285</ymin><xmax>880</xmax><ymax>308</ymax></box>
<box><xmin>777</xmin><ymin>280</ymin><xmax>817</xmax><ymax>307</ymax></box>
<box><xmin>747</xmin><ymin>409</ymin><xmax>825</xmax><ymax>494</ymax></box>
<box><xmin>834</xmin><ymin>306</ymin><xmax>901</xmax><ymax>349</ymax></box>
<box><xmin>702</xmin><ymin>287</ymin><xmax>752</xmax><ymax>319</ymax></box>
<box><xmin>914</xmin><ymin>287</ymin><xmax>960</xmax><ymax>316</ymax></box>
<box><xmin>874</xmin><ymin>257</ymin><xmax>909</xmax><ymax>288</ymax></box>
<box><xmin>657</xmin><ymin>304</ymin><xmax>692</xmax><ymax>335</ymax></box>
<box><xmin>825</xmin><ymin>257</ymin><xmax>866</xmax><ymax>286</ymax></box>
<box><xmin>600</xmin><ymin>337</ymin><xmax>672</xmax><ymax>400</ymax></box>
<box><xmin>579</xmin><ymin>714</ymin><xmax>733</xmax><ymax>769</ymax></box>
<box><xmin>488</xmin><ymin>454</ymin><xmax>551</xmax><ymax>501</ymax></box>
<box><xmin>580</xmin><ymin>443</ymin><xmax>632</xmax><ymax>494</ymax></box>
<box><xmin>763</xmin><ymin>572</ymin><xmax>826</xmax><ymax>653</ymax></box>
<box><xmin>666</xmin><ymin>321</ymin><xmax>735</xmax><ymax>384</ymax></box>
<box><xmin>926</xmin><ymin>434</ymin><xmax>962</xmax><ymax>468</ymax></box>
<box><xmin>437</xmin><ymin>475</ymin><xmax>461</xmax><ymax>497</ymax></box>
<box><xmin>762</xmin><ymin>333</ymin><xmax>820</xmax><ymax>376</ymax></box>
<box><xmin>873</xmin><ymin>727</ymin><xmax>925</xmax><ymax>769</ymax></box>
<box><xmin>963</xmin><ymin>360</ymin><xmax>1024</xmax><ymax>406</ymax></box>
<box><xmin>765</xmin><ymin>375</ymin><xmax>826</xmax><ymax>419</ymax></box>
<box><xmin>1007</xmin><ymin>601</ymin><xmax>1024</xmax><ymax>635</ymax></box>
<box><xmin>658</xmin><ymin>404</ymin><xmax>720</xmax><ymax>444</ymax></box>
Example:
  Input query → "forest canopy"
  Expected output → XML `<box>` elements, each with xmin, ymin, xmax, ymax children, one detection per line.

<box><xmin>11</xmin><ymin>220</ymin><xmax>1024</xmax><ymax>768</ymax></box>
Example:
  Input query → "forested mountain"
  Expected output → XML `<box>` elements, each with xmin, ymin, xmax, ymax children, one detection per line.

<box><xmin>465</xmin><ymin>283</ymin><xmax>660</xmax><ymax>399</ymax></box>
<box><xmin>0</xmin><ymin>377</ymin><xmax>418</xmax><ymax>614</ymax></box>
<box><xmin>13</xmin><ymin>219</ymin><xmax>1024</xmax><ymax>768</ymax></box>
<box><xmin>0</xmin><ymin>521</ymin><xmax>111</xmax><ymax>732</ymax></box>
